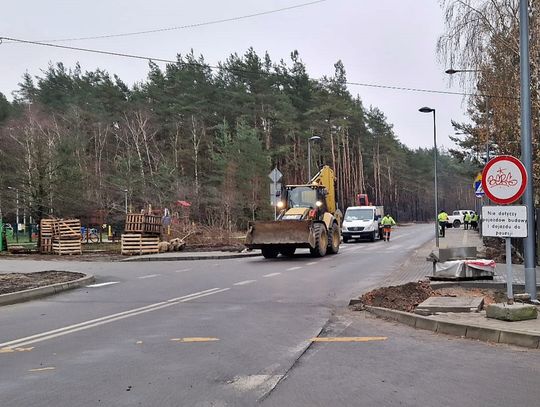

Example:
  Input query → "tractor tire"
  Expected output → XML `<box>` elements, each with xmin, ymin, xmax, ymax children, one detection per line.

<box><xmin>310</xmin><ymin>223</ymin><xmax>328</xmax><ymax>257</ymax></box>
<box><xmin>452</xmin><ymin>220</ymin><xmax>461</xmax><ymax>228</ymax></box>
<box><xmin>261</xmin><ymin>247</ymin><xmax>279</xmax><ymax>259</ymax></box>
<box><xmin>327</xmin><ymin>223</ymin><xmax>340</xmax><ymax>254</ymax></box>
<box><xmin>280</xmin><ymin>247</ymin><xmax>296</xmax><ymax>257</ymax></box>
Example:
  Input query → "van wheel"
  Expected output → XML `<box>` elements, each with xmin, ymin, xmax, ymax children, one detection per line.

<box><xmin>310</xmin><ymin>224</ymin><xmax>328</xmax><ymax>257</ymax></box>
<box><xmin>369</xmin><ymin>231</ymin><xmax>376</xmax><ymax>242</ymax></box>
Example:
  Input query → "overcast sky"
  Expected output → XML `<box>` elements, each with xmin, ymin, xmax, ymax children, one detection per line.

<box><xmin>0</xmin><ymin>0</ymin><xmax>471</xmax><ymax>149</ymax></box>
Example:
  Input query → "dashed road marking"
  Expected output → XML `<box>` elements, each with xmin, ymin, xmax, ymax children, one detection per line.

<box><xmin>138</xmin><ymin>274</ymin><xmax>160</xmax><ymax>279</ymax></box>
<box><xmin>86</xmin><ymin>282</ymin><xmax>120</xmax><ymax>288</ymax></box>
<box><xmin>263</xmin><ymin>272</ymin><xmax>281</xmax><ymax>278</ymax></box>
<box><xmin>28</xmin><ymin>367</ymin><xmax>55</xmax><ymax>372</ymax></box>
<box><xmin>311</xmin><ymin>336</ymin><xmax>387</xmax><ymax>343</ymax></box>
<box><xmin>286</xmin><ymin>266</ymin><xmax>302</xmax><ymax>271</ymax></box>
<box><xmin>0</xmin><ymin>346</ymin><xmax>34</xmax><ymax>354</ymax></box>
<box><xmin>171</xmin><ymin>337</ymin><xmax>219</xmax><ymax>343</ymax></box>
<box><xmin>306</xmin><ymin>262</ymin><xmax>318</xmax><ymax>266</ymax></box>
<box><xmin>175</xmin><ymin>268</ymin><xmax>191</xmax><ymax>273</ymax></box>
<box><xmin>233</xmin><ymin>280</ymin><xmax>256</xmax><ymax>286</ymax></box>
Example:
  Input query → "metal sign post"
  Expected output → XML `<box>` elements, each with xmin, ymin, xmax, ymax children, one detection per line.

<box><xmin>268</xmin><ymin>168</ymin><xmax>283</xmax><ymax>220</ymax></box>
<box><xmin>481</xmin><ymin>156</ymin><xmax>528</xmax><ymax>304</ymax></box>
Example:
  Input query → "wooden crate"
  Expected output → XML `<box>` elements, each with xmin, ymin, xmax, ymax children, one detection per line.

<box><xmin>53</xmin><ymin>239</ymin><xmax>82</xmax><ymax>255</ymax></box>
<box><xmin>121</xmin><ymin>234</ymin><xmax>159</xmax><ymax>255</ymax></box>
<box><xmin>125</xmin><ymin>214</ymin><xmax>162</xmax><ymax>235</ymax></box>
<box><xmin>53</xmin><ymin>219</ymin><xmax>81</xmax><ymax>240</ymax></box>
<box><xmin>40</xmin><ymin>219</ymin><xmax>56</xmax><ymax>253</ymax></box>
<box><xmin>40</xmin><ymin>237</ymin><xmax>53</xmax><ymax>254</ymax></box>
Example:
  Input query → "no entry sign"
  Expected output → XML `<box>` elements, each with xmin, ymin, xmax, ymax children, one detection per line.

<box><xmin>481</xmin><ymin>155</ymin><xmax>527</xmax><ymax>204</ymax></box>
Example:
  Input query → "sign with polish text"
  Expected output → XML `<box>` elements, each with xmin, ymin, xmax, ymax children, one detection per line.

<box><xmin>481</xmin><ymin>155</ymin><xmax>527</xmax><ymax>204</ymax></box>
<box><xmin>482</xmin><ymin>206</ymin><xmax>528</xmax><ymax>238</ymax></box>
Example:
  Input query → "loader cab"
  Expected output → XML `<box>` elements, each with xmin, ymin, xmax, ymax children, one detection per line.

<box><xmin>279</xmin><ymin>185</ymin><xmax>328</xmax><ymax>220</ymax></box>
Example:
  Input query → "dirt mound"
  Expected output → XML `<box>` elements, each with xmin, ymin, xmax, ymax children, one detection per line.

<box><xmin>0</xmin><ymin>271</ymin><xmax>85</xmax><ymax>295</ymax></box>
<box><xmin>359</xmin><ymin>281</ymin><xmax>435</xmax><ymax>312</ymax></box>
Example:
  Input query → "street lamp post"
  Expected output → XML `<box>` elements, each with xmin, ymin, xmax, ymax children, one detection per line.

<box><xmin>419</xmin><ymin>107</ymin><xmax>439</xmax><ymax>248</ymax></box>
<box><xmin>124</xmin><ymin>189</ymin><xmax>129</xmax><ymax>214</ymax></box>
<box><xmin>308</xmin><ymin>135</ymin><xmax>321</xmax><ymax>180</ymax></box>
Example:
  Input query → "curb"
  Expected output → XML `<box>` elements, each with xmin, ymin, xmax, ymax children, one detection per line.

<box><xmin>365</xmin><ymin>305</ymin><xmax>540</xmax><ymax>349</ymax></box>
<box><xmin>121</xmin><ymin>252</ymin><xmax>261</xmax><ymax>262</ymax></box>
<box><xmin>0</xmin><ymin>273</ymin><xmax>95</xmax><ymax>306</ymax></box>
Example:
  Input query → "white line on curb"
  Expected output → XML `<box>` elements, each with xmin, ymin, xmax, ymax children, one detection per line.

<box><xmin>263</xmin><ymin>273</ymin><xmax>281</xmax><ymax>278</ymax></box>
<box><xmin>86</xmin><ymin>282</ymin><xmax>120</xmax><ymax>288</ymax></box>
<box><xmin>233</xmin><ymin>280</ymin><xmax>256</xmax><ymax>286</ymax></box>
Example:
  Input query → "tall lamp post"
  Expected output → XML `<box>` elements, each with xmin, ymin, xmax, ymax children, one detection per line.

<box><xmin>419</xmin><ymin>107</ymin><xmax>439</xmax><ymax>248</ymax></box>
<box><xmin>308</xmin><ymin>135</ymin><xmax>321</xmax><ymax>180</ymax></box>
<box><xmin>7</xmin><ymin>187</ymin><xmax>19</xmax><ymax>243</ymax></box>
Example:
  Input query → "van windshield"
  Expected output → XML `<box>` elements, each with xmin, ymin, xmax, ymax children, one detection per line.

<box><xmin>345</xmin><ymin>209</ymin><xmax>374</xmax><ymax>221</ymax></box>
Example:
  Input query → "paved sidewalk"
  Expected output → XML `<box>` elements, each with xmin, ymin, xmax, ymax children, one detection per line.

<box><xmin>379</xmin><ymin>226</ymin><xmax>540</xmax><ymax>287</ymax></box>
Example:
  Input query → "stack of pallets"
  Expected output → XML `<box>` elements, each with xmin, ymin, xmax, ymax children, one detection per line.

<box><xmin>121</xmin><ymin>214</ymin><xmax>161</xmax><ymax>255</ymax></box>
<box><xmin>39</xmin><ymin>219</ymin><xmax>55</xmax><ymax>254</ymax></box>
<box><xmin>52</xmin><ymin>218</ymin><xmax>82</xmax><ymax>255</ymax></box>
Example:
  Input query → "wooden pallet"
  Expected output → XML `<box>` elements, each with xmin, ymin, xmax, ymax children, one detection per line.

<box><xmin>53</xmin><ymin>239</ymin><xmax>82</xmax><ymax>255</ymax></box>
<box><xmin>53</xmin><ymin>219</ymin><xmax>81</xmax><ymax>239</ymax></box>
<box><xmin>125</xmin><ymin>214</ymin><xmax>162</xmax><ymax>235</ymax></box>
<box><xmin>121</xmin><ymin>234</ymin><xmax>159</xmax><ymax>255</ymax></box>
<box><xmin>40</xmin><ymin>219</ymin><xmax>56</xmax><ymax>253</ymax></box>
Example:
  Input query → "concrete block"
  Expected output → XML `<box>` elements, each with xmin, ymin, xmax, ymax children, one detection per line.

<box><xmin>416</xmin><ymin>296</ymin><xmax>484</xmax><ymax>314</ymax></box>
<box><xmin>436</xmin><ymin>321</ymin><xmax>467</xmax><ymax>337</ymax></box>
<box><xmin>486</xmin><ymin>303</ymin><xmax>538</xmax><ymax>321</ymax></box>
<box><xmin>415</xmin><ymin>316</ymin><xmax>438</xmax><ymax>332</ymax></box>
<box><xmin>498</xmin><ymin>331</ymin><xmax>540</xmax><ymax>349</ymax></box>
<box><xmin>465</xmin><ymin>326</ymin><xmax>501</xmax><ymax>343</ymax></box>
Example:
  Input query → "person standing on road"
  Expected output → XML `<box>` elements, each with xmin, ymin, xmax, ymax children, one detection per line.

<box><xmin>380</xmin><ymin>214</ymin><xmax>396</xmax><ymax>242</ymax></box>
<box><xmin>464</xmin><ymin>212</ymin><xmax>471</xmax><ymax>230</ymax></box>
<box><xmin>471</xmin><ymin>212</ymin><xmax>479</xmax><ymax>230</ymax></box>
<box><xmin>438</xmin><ymin>210</ymin><xmax>449</xmax><ymax>238</ymax></box>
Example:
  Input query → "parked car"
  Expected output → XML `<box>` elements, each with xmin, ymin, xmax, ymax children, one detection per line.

<box><xmin>447</xmin><ymin>210</ymin><xmax>474</xmax><ymax>228</ymax></box>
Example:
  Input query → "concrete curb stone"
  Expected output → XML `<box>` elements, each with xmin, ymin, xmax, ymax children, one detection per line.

<box><xmin>364</xmin><ymin>305</ymin><xmax>540</xmax><ymax>349</ymax></box>
<box><xmin>0</xmin><ymin>273</ymin><xmax>94</xmax><ymax>306</ymax></box>
<box><xmin>121</xmin><ymin>252</ymin><xmax>261</xmax><ymax>262</ymax></box>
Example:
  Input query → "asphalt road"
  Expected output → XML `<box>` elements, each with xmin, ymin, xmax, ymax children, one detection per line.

<box><xmin>0</xmin><ymin>223</ymin><xmax>538</xmax><ymax>406</ymax></box>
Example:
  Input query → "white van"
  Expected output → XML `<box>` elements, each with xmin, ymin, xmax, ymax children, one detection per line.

<box><xmin>342</xmin><ymin>206</ymin><xmax>384</xmax><ymax>242</ymax></box>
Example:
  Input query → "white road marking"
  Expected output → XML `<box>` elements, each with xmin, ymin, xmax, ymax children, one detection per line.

<box><xmin>138</xmin><ymin>274</ymin><xmax>160</xmax><ymax>279</ymax></box>
<box><xmin>233</xmin><ymin>280</ymin><xmax>256</xmax><ymax>286</ymax></box>
<box><xmin>0</xmin><ymin>288</ymin><xmax>229</xmax><ymax>349</ymax></box>
<box><xmin>263</xmin><ymin>272</ymin><xmax>281</xmax><ymax>278</ymax></box>
<box><xmin>175</xmin><ymin>268</ymin><xmax>191</xmax><ymax>273</ymax></box>
<box><xmin>86</xmin><ymin>282</ymin><xmax>120</xmax><ymax>288</ymax></box>
<box><xmin>306</xmin><ymin>262</ymin><xmax>318</xmax><ymax>266</ymax></box>
<box><xmin>229</xmin><ymin>375</ymin><xmax>284</xmax><ymax>397</ymax></box>
<box><xmin>286</xmin><ymin>266</ymin><xmax>302</xmax><ymax>271</ymax></box>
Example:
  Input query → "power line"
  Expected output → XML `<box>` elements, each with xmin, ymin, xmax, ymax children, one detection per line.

<box><xmin>0</xmin><ymin>35</ymin><xmax>516</xmax><ymax>100</ymax></box>
<box><xmin>3</xmin><ymin>0</ymin><xmax>327</xmax><ymax>44</ymax></box>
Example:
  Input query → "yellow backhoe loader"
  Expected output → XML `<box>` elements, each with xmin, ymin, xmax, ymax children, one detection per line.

<box><xmin>245</xmin><ymin>165</ymin><xmax>342</xmax><ymax>258</ymax></box>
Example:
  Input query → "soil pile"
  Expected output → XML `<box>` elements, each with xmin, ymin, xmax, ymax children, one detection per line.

<box><xmin>359</xmin><ymin>281</ymin><xmax>435</xmax><ymax>312</ymax></box>
<box><xmin>0</xmin><ymin>271</ymin><xmax>84</xmax><ymax>295</ymax></box>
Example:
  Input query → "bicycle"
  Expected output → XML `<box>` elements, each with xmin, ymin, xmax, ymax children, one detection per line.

<box><xmin>81</xmin><ymin>227</ymin><xmax>99</xmax><ymax>243</ymax></box>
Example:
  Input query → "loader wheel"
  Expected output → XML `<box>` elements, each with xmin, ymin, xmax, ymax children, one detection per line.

<box><xmin>261</xmin><ymin>247</ymin><xmax>279</xmax><ymax>259</ymax></box>
<box><xmin>327</xmin><ymin>223</ymin><xmax>340</xmax><ymax>254</ymax></box>
<box><xmin>310</xmin><ymin>223</ymin><xmax>328</xmax><ymax>257</ymax></box>
<box><xmin>280</xmin><ymin>247</ymin><xmax>296</xmax><ymax>257</ymax></box>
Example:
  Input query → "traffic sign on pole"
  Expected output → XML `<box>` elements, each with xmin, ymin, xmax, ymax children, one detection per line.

<box><xmin>481</xmin><ymin>155</ymin><xmax>527</xmax><ymax>204</ymax></box>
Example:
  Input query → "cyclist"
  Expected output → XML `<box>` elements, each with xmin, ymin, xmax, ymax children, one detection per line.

<box><xmin>380</xmin><ymin>214</ymin><xmax>396</xmax><ymax>242</ymax></box>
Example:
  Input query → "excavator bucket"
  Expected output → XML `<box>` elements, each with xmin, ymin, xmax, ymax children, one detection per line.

<box><xmin>245</xmin><ymin>220</ymin><xmax>316</xmax><ymax>249</ymax></box>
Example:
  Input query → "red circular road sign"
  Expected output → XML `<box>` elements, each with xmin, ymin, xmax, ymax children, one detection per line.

<box><xmin>481</xmin><ymin>155</ymin><xmax>527</xmax><ymax>204</ymax></box>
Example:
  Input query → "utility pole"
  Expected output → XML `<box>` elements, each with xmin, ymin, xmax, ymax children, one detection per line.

<box><xmin>519</xmin><ymin>0</ymin><xmax>537</xmax><ymax>300</ymax></box>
